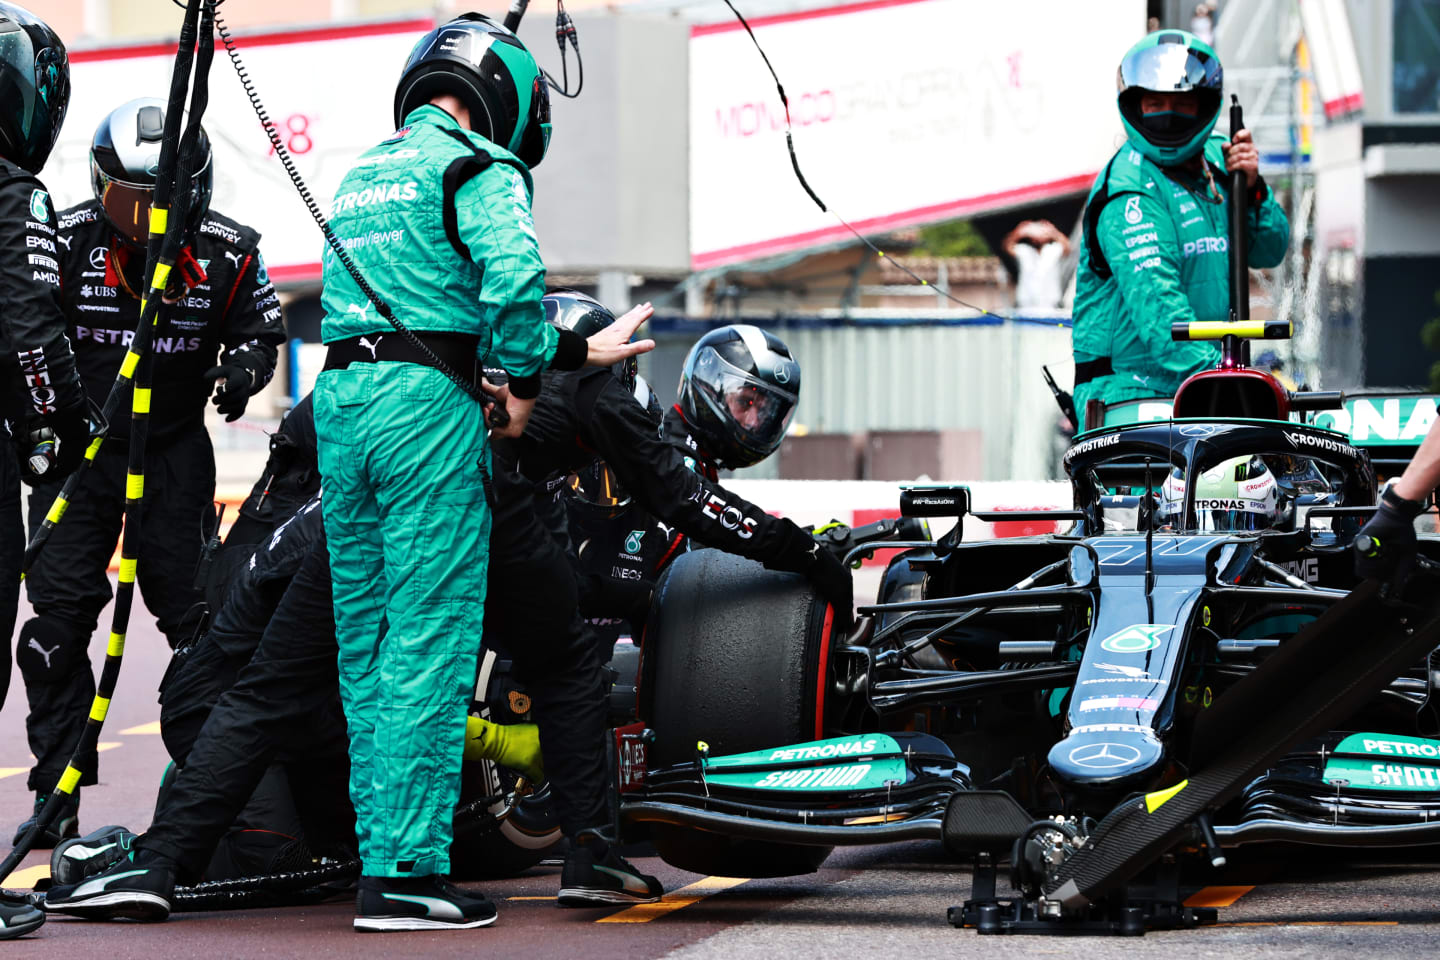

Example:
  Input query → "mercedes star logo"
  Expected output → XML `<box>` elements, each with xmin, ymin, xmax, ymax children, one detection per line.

<box><xmin>1178</xmin><ymin>424</ymin><xmax>1218</xmax><ymax>438</ymax></box>
<box><xmin>1068</xmin><ymin>741</ymin><xmax>1143</xmax><ymax>769</ymax></box>
<box><xmin>89</xmin><ymin>246</ymin><xmax>108</xmax><ymax>270</ymax></box>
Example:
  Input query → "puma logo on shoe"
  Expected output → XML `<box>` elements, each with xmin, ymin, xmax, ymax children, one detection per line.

<box><xmin>223</xmin><ymin>251</ymin><xmax>242</xmax><ymax>268</ymax></box>
<box><xmin>358</xmin><ymin>336</ymin><xmax>383</xmax><ymax>360</ymax></box>
<box><xmin>380</xmin><ymin>893</ymin><xmax>463</xmax><ymax>919</ymax></box>
<box><xmin>70</xmin><ymin>869</ymin><xmax>150</xmax><ymax>898</ymax></box>
<box><xmin>62</xmin><ymin>842</ymin><xmax>116</xmax><ymax>862</ymax></box>
<box><xmin>593</xmin><ymin>865</ymin><xmax>657</xmax><ymax>897</ymax></box>
<box><xmin>27</xmin><ymin>639</ymin><xmax>59</xmax><ymax>669</ymax></box>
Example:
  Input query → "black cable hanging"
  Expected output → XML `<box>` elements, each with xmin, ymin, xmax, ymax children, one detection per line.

<box><xmin>720</xmin><ymin>0</ymin><xmax>1011</xmax><ymax>322</ymax></box>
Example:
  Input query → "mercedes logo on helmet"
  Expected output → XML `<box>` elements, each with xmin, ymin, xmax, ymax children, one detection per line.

<box><xmin>1068</xmin><ymin>741</ymin><xmax>1143</xmax><ymax>770</ymax></box>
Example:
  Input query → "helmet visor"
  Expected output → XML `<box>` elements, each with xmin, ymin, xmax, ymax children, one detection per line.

<box><xmin>1118</xmin><ymin>41</ymin><xmax>1222</xmax><ymax>95</ymax></box>
<box><xmin>95</xmin><ymin>170</ymin><xmax>152</xmax><ymax>246</ymax></box>
<box><xmin>691</xmin><ymin>348</ymin><xmax>798</xmax><ymax>457</ymax></box>
<box><xmin>566</xmin><ymin>459</ymin><xmax>631</xmax><ymax>519</ymax></box>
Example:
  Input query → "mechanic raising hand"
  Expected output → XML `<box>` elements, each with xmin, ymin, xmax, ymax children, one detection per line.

<box><xmin>1355</xmin><ymin>418</ymin><xmax>1440</xmax><ymax>582</ymax></box>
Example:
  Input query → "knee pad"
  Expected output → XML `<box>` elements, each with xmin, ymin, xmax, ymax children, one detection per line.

<box><xmin>16</xmin><ymin>616</ymin><xmax>84</xmax><ymax>683</ymax></box>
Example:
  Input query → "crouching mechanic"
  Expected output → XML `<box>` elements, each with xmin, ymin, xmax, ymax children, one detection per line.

<box><xmin>44</xmin><ymin>298</ymin><xmax>852</xmax><ymax>924</ymax></box>
<box><xmin>1071</xmin><ymin>30</ymin><xmax>1289</xmax><ymax>420</ymax></box>
<box><xmin>16</xmin><ymin>97</ymin><xmax>285</xmax><ymax>847</ymax></box>
<box><xmin>0</xmin><ymin>1</ymin><xmax>91</xmax><ymax>940</ymax></box>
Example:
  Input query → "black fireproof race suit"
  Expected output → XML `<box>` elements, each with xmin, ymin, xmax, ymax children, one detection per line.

<box><xmin>127</xmin><ymin>370</ymin><xmax>822</xmax><ymax>878</ymax></box>
<box><xmin>18</xmin><ymin>201</ymin><xmax>285</xmax><ymax>795</ymax></box>
<box><xmin>0</xmin><ymin>161</ymin><xmax>87</xmax><ymax>711</ymax></box>
<box><xmin>569</xmin><ymin>405</ymin><xmax>714</xmax><ymax>644</ymax></box>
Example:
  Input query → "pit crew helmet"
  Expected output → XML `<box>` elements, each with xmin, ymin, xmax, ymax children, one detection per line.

<box><xmin>542</xmin><ymin>289</ymin><xmax>636</xmax><ymax>391</ymax></box>
<box><xmin>677</xmin><ymin>325</ymin><xmax>799</xmax><ymax>470</ymax></box>
<box><xmin>91</xmin><ymin>98</ymin><xmax>213</xmax><ymax>247</ymax></box>
<box><xmin>0</xmin><ymin>3</ymin><xmax>70</xmax><ymax>173</ymax></box>
<box><xmin>1159</xmin><ymin>455</ymin><xmax>1281</xmax><ymax>531</ymax></box>
<box><xmin>564</xmin><ymin>376</ymin><xmax>661</xmax><ymax>522</ymax></box>
<box><xmin>1117</xmin><ymin>30</ymin><xmax>1223</xmax><ymax>167</ymax></box>
<box><xmin>393</xmin><ymin>14</ymin><xmax>551</xmax><ymax>169</ymax></box>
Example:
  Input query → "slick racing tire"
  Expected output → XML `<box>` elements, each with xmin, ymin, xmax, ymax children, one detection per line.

<box><xmin>646</xmin><ymin>548</ymin><xmax>837</xmax><ymax>878</ymax></box>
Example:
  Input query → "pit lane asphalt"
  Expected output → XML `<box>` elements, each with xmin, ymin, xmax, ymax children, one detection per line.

<box><xmin>3</xmin><ymin>589</ymin><xmax>1440</xmax><ymax>957</ymax></box>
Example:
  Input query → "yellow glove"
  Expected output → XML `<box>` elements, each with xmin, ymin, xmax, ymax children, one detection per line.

<box><xmin>464</xmin><ymin>716</ymin><xmax>545</xmax><ymax>782</ymax></box>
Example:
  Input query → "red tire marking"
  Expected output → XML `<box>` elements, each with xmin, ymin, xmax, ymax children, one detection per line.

<box><xmin>814</xmin><ymin>605</ymin><xmax>834</xmax><ymax>738</ymax></box>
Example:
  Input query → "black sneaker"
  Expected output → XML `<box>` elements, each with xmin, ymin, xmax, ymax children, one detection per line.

<box><xmin>354</xmin><ymin>875</ymin><xmax>497</xmax><ymax>932</ymax></box>
<box><xmin>0</xmin><ymin>897</ymin><xmax>43</xmax><ymax>939</ymax></box>
<box><xmin>558</xmin><ymin>834</ymin><xmax>663</xmax><ymax>906</ymax></box>
<box><xmin>51</xmin><ymin>825</ymin><xmax>136</xmax><ymax>886</ymax></box>
<box><xmin>42</xmin><ymin>849</ymin><xmax>174</xmax><ymax>922</ymax></box>
<box><xmin>13</xmin><ymin>793</ymin><xmax>79</xmax><ymax>850</ymax></box>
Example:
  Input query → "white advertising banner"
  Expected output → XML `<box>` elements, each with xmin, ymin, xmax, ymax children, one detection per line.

<box><xmin>688</xmin><ymin>0</ymin><xmax>1144</xmax><ymax>270</ymax></box>
<box><xmin>49</xmin><ymin>19</ymin><xmax>433</xmax><ymax>285</ymax></box>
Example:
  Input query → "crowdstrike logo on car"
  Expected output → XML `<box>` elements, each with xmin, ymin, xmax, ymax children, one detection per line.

<box><xmin>1064</xmin><ymin>432</ymin><xmax>1121</xmax><ymax>463</ymax></box>
<box><xmin>1284</xmin><ymin>431</ymin><xmax>1358</xmax><ymax>458</ymax></box>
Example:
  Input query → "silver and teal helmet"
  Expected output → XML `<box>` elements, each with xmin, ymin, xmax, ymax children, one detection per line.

<box><xmin>393</xmin><ymin>14</ymin><xmax>551</xmax><ymax>168</ymax></box>
<box><xmin>1159</xmin><ymin>455</ymin><xmax>1281</xmax><ymax>532</ymax></box>
<box><xmin>1117</xmin><ymin>30</ymin><xmax>1223</xmax><ymax>167</ymax></box>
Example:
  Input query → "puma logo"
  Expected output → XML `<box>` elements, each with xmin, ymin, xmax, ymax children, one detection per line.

<box><xmin>57</xmin><ymin>235</ymin><xmax>73</xmax><ymax>251</ymax></box>
<box><xmin>358</xmin><ymin>335</ymin><xmax>383</xmax><ymax>360</ymax></box>
<box><xmin>27</xmin><ymin>638</ymin><xmax>59</xmax><ymax>669</ymax></box>
<box><xmin>346</xmin><ymin>303</ymin><xmax>371</xmax><ymax>323</ymax></box>
<box><xmin>223</xmin><ymin>250</ymin><xmax>242</xmax><ymax>267</ymax></box>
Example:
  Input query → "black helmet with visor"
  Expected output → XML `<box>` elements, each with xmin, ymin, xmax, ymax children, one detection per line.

<box><xmin>542</xmin><ymin>289</ymin><xmax>637</xmax><ymax>391</ymax></box>
<box><xmin>90</xmin><ymin>97</ymin><xmax>213</xmax><ymax>247</ymax></box>
<box><xmin>677</xmin><ymin>324</ymin><xmax>799</xmax><ymax>470</ymax></box>
<box><xmin>0</xmin><ymin>2</ymin><xmax>70</xmax><ymax>173</ymax></box>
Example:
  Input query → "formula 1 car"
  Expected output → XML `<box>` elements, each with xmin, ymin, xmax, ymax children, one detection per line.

<box><xmin>603</xmin><ymin>364</ymin><xmax>1440</xmax><ymax>933</ymax></box>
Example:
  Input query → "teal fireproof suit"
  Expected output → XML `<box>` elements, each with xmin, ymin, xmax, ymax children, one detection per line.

<box><xmin>314</xmin><ymin>104</ymin><xmax>556</xmax><ymax>877</ymax></box>
<box><xmin>1071</xmin><ymin>134</ymin><xmax>1290</xmax><ymax>414</ymax></box>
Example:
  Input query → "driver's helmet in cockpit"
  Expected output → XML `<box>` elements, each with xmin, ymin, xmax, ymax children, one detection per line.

<box><xmin>1157</xmin><ymin>455</ymin><xmax>1283</xmax><ymax>531</ymax></box>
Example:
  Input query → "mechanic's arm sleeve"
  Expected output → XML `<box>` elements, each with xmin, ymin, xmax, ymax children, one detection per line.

<box><xmin>219</xmin><ymin>249</ymin><xmax>286</xmax><ymax>394</ymax></box>
<box><xmin>1095</xmin><ymin>194</ymin><xmax>1215</xmax><ymax>379</ymax></box>
<box><xmin>457</xmin><ymin>166</ymin><xmax>557</xmax><ymax>400</ymax></box>
<box><xmin>1244</xmin><ymin>180</ymin><xmax>1290</xmax><ymax>269</ymax></box>
<box><xmin>578</xmin><ymin>375</ymin><xmax>810</xmax><ymax>565</ymax></box>
<box><xmin>0</xmin><ymin>181</ymin><xmax>85</xmax><ymax>416</ymax></box>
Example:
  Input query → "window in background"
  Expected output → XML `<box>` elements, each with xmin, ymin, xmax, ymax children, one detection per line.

<box><xmin>1395</xmin><ymin>0</ymin><xmax>1440</xmax><ymax>113</ymax></box>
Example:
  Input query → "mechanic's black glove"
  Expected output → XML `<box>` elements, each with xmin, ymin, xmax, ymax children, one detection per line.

<box><xmin>1354</xmin><ymin>485</ymin><xmax>1425</xmax><ymax>584</ymax></box>
<box><xmin>16</xmin><ymin>405</ymin><xmax>89</xmax><ymax>485</ymax></box>
<box><xmin>807</xmin><ymin>545</ymin><xmax>855</xmax><ymax>630</ymax></box>
<box><xmin>766</xmin><ymin>520</ymin><xmax>854</xmax><ymax>628</ymax></box>
<box><xmin>204</xmin><ymin>362</ymin><xmax>256</xmax><ymax>422</ymax></box>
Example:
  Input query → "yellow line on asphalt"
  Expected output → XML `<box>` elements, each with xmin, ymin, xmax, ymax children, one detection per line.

<box><xmin>1212</xmin><ymin>921</ymin><xmax>1398</xmax><ymax>928</ymax></box>
<box><xmin>120</xmin><ymin>721</ymin><xmax>161</xmax><ymax>735</ymax></box>
<box><xmin>0</xmin><ymin>768</ymin><xmax>26</xmax><ymax>781</ymax></box>
<box><xmin>597</xmin><ymin>876</ymin><xmax>748</xmax><ymax>923</ymax></box>
<box><xmin>97</xmin><ymin>742</ymin><xmax>122</xmax><ymax>753</ymax></box>
<box><xmin>3</xmin><ymin>865</ymin><xmax>49</xmax><ymax>890</ymax></box>
<box><xmin>1185</xmin><ymin>885</ymin><xmax>1255</xmax><ymax>908</ymax></box>
<box><xmin>507</xmin><ymin>896</ymin><xmax>557</xmax><ymax>900</ymax></box>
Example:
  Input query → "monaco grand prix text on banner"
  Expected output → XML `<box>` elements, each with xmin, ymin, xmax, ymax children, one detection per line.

<box><xmin>49</xmin><ymin>19</ymin><xmax>435</xmax><ymax>285</ymax></box>
<box><xmin>687</xmin><ymin>0</ymin><xmax>1144</xmax><ymax>271</ymax></box>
